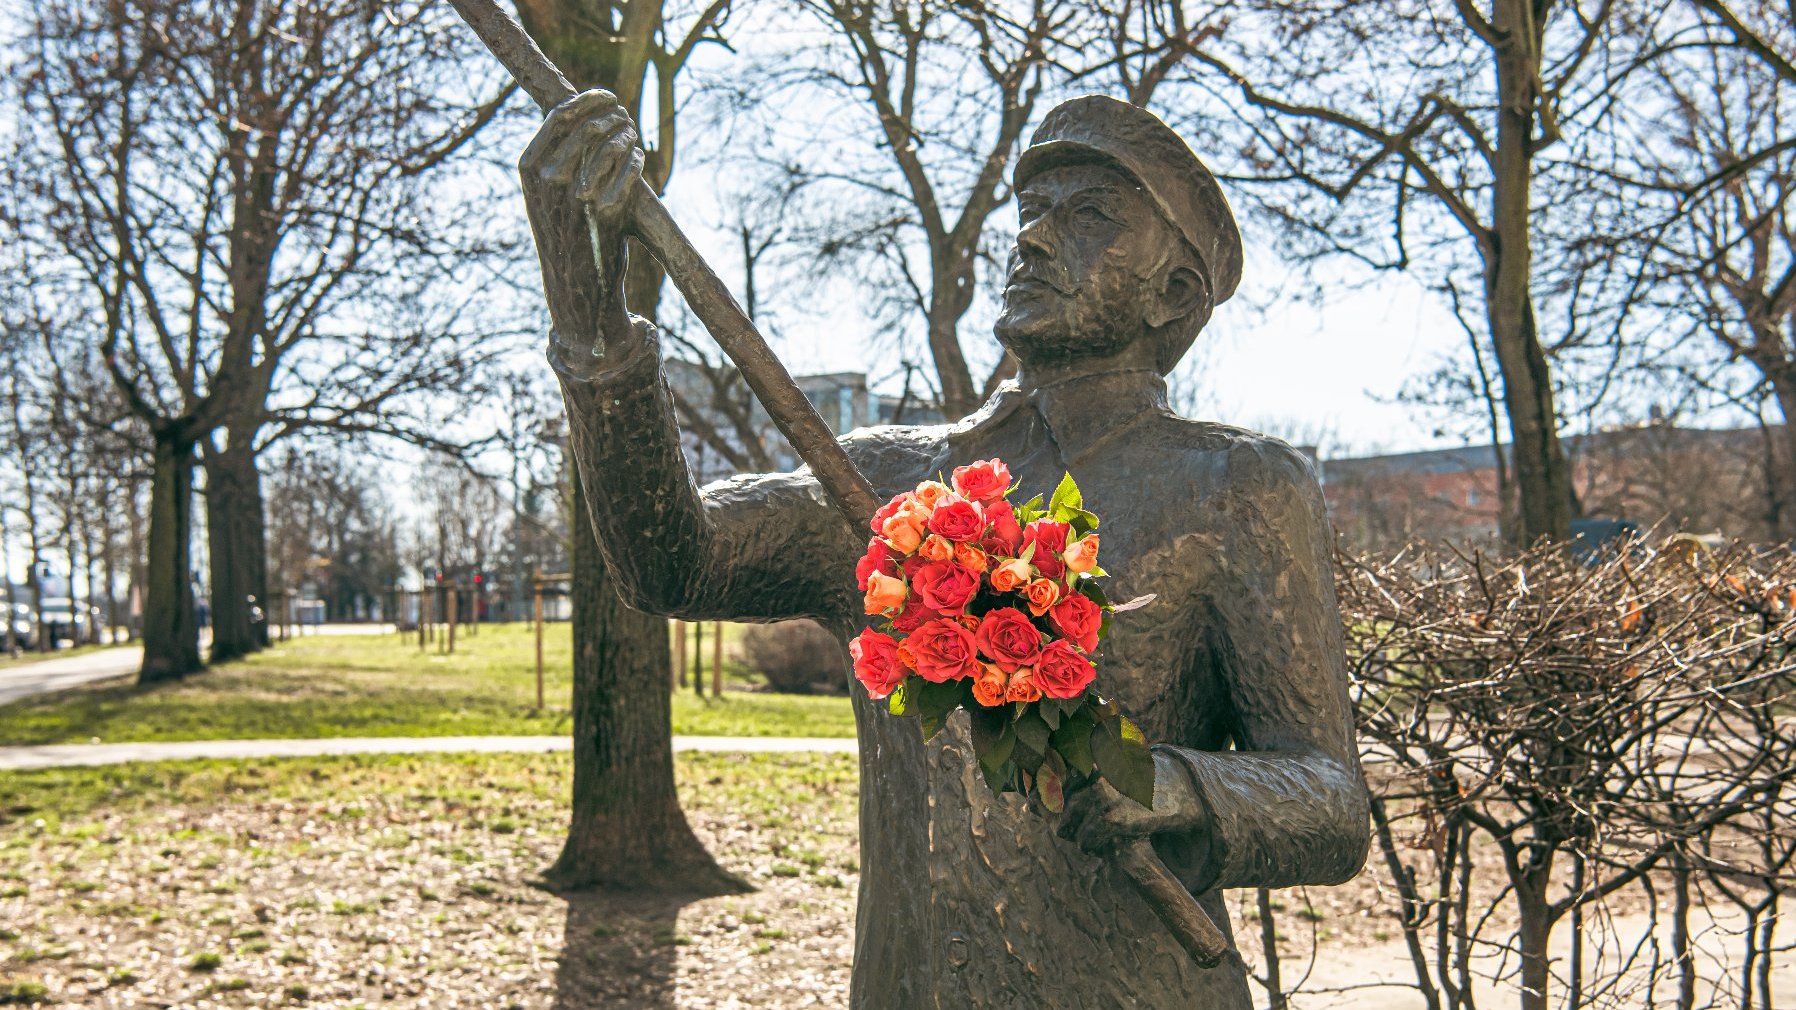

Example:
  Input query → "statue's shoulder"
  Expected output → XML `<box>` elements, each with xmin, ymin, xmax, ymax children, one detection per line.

<box><xmin>1152</xmin><ymin>416</ymin><xmax>1323</xmax><ymax>497</ymax></box>
<box><xmin>838</xmin><ymin>422</ymin><xmax>954</xmax><ymax>491</ymax></box>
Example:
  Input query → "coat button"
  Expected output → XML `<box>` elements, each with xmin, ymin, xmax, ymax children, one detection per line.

<box><xmin>945</xmin><ymin>932</ymin><xmax>970</xmax><ymax>969</ymax></box>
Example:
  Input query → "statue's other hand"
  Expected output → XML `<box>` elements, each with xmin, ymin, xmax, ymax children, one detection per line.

<box><xmin>1056</xmin><ymin>749</ymin><xmax>1206</xmax><ymax>856</ymax></box>
<box><xmin>520</xmin><ymin>89</ymin><xmax>645</xmax><ymax>236</ymax></box>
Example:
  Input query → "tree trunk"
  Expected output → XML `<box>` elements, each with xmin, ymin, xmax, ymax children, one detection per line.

<box><xmin>1512</xmin><ymin>853</ymin><xmax>1556</xmax><ymax>1010</ymax></box>
<box><xmin>1486</xmin><ymin>0</ymin><xmax>1575</xmax><ymax>547</ymax></box>
<box><xmin>545</xmin><ymin>469</ymin><xmax>744</xmax><ymax>894</ymax></box>
<box><xmin>204</xmin><ymin>435</ymin><xmax>269</xmax><ymax>663</ymax></box>
<box><xmin>1761</xmin><ymin>373</ymin><xmax>1796</xmax><ymax>539</ymax></box>
<box><xmin>516</xmin><ymin>1</ymin><xmax>737</xmax><ymax>894</ymax></box>
<box><xmin>140</xmin><ymin>425</ymin><xmax>202</xmax><ymax>682</ymax></box>
<box><xmin>927</xmin><ymin>264</ymin><xmax>979</xmax><ymax>418</ymax></box>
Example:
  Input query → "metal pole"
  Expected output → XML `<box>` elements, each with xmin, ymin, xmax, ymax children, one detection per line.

<box><xmin>533</xmin><ymin>577</ymin><xmax>544</xmax><ymax>710</ymax></box>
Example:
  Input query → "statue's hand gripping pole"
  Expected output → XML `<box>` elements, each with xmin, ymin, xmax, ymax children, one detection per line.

<box><xmin>446</xmin><ymin>0</ymin><xmax>880</xmax><ymax>531</ymax></box>
<box><xmin>448</xmin><ymin>0</ymin><xmax>1228</xmax><ymax>970</ymax></box>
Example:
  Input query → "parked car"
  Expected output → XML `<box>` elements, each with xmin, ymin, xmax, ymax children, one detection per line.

<box><xmin>38</xmin><ymin>597</ymin><xmax>90</xmax><ymax>645</ymax></box>
<box><xmin>7</xmin><ymin>603</ymin><xmax>34</xmax><ymax>649</ymax></box>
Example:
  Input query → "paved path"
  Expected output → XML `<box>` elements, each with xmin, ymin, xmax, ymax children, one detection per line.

<box><xmin>0</xmin><ymin>625</ymin><xmax>404</xmax><ymax>708</ymax></box>
<box><xmin>0</xmin><ymin>646</ymin><xmax>141</xmax><ymax>706</ymax></box>
<box><xmin>0</xmin><ymin>734</ymin><xmax>856</xmax><ymax>770</ymax></box>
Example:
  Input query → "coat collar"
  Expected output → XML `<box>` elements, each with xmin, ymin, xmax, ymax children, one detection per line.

<box><xmin>948</xmin><ymin>367</ymin><xmax>1172</xmax><ymax>469</ymax></box>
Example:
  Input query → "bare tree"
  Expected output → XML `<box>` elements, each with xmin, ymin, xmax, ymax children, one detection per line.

<box><xmin>10</xmin><ymin>0</ymin><xmax>516</xmax><ymax>678</ymax></box>
<box><xmin>510</xmin><ymin>0</ymin><xmax>744</xmax><ymax>894</ymax></box>
<box><xmin>1143</xmin><ymin>0</ymin><xmax>1650</xmax><ymax>545</ymax></box>
<box><xmin>760</xmin><ymin>0</ymin><xmax>1078</xmax><ymax>417</ymax></box>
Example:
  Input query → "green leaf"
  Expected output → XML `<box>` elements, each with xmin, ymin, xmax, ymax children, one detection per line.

<box><xmin>887</xmin><ymin>678</ymin><xmax>912</xmax><ymax>717</ymax></box>
<box><xmin>1014</xmin><ymin>708</ymin><xmax>1051</xmax><ymax>757</ymax></box>
<box><xmin>970</xmin><ymin>708</ymin><xmax>1015</xmax><ymax>775</ymax></box>
<box><xmin>1048</xmin><ymin>472</ymin><xmax>1082</xmax><ymax>518</ymax></box>
<box><xmin>1038</xmin><ymin>701</ymin><xmax>1062</xmax><ymax>732</ymax></box>
<box><xmin>1079</xmin><ymin>580</ymin><xmax>1111</xmax><ymax>609</ymax></box>
<box><xmin>982</xmin><ymin>758</ymin><xmax>1017</xmax><ymax>795</ymax></box>
<box><xmin>915</xmin><ymin>678</ymin><xmax>965</xmax><ymax>723</ymax></box>
<box><xmin>1050</xmin><ymin>708</ymin><xmax>1097</xmax><ymax>775</ymax></box>
<box><xmin>1091</xmin><ymin>716</ymin><xmax>1156</xmax><ymax>809</ymax></box>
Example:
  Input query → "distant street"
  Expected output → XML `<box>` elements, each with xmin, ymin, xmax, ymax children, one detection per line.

<box><xmin>0</xmin><ymin>624</ymin><xmax>399</xmax><ymax>708</ymax></box>
<box><xmin>0</xmin><ymin>646</ymin><xmax>140</xmax><ymax>707</ymax></box>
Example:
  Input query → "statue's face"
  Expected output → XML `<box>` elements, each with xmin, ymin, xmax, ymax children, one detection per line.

<box><xmin>993</xmin><ymin>162</ymin><xmax>1188</xmax><ymax>366</ymax></box>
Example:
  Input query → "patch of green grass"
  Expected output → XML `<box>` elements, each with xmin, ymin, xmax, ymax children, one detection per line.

<box><xmin>188</xmin><ymin>951</ymin><xmax>221</xmax><ymax>972</ymax></box>
<box><xmin>0</xmin><ymin>979</ymin><xmax>49</xmax><ymax>1004</ymax></box>
<box><xmin>0</xmin><ymin>623</ymin><xmax>854</xmax><ymax>744</ymax></box>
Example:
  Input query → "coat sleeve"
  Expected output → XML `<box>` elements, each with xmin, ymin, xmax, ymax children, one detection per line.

<box><xmin>1159</xmin><ymin>438</ymin><xmax>1370</xmax><ymax>892</ymax></box>
<box><xmin>552</xmin><ymin>323</ymin><xmax>863</xmax><ymax>622</ymax></box>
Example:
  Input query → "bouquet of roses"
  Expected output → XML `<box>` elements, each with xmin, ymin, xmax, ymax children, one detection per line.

<box><xmin>848</xmin><ymin>458</ymin><xmax>1156</xmax><ymax>812</ymax></box>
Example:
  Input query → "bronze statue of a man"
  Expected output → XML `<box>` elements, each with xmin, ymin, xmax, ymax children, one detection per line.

<box><xmin>522</xmin><ymin>92</ymin><xmax>1369</xmax><ymax>1009</ymax></box>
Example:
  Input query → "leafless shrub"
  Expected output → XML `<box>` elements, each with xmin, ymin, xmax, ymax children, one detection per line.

<box><xmin>1320</xmin><ymin>537</ymin><xmax>1796</xmax><ymax>1010</ymax></box>
<box><xmin>740</xmin><ymin>619</ymin><xmax>849</xmax><ymax>695</ymax></box>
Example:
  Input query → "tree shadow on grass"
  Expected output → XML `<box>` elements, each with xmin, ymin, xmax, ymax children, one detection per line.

<box><xmin>551</xmin><ymin>890</ymin><xmax>699</xmax><ymax>1009</ymax></box>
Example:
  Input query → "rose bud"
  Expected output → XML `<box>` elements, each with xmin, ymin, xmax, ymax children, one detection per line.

<box><xmin>850</xmin><ymin>629</ymin><xmax>906</xmax><ymax>699</ymax></box>
<box><xmin>971</xmin><ymin>662</ymin><xmax>1008</xmax><ymax>708</ymax></box>
<box><xmin>856</xmin><ymin>537</ymin><xmax>898</xmax><ymax>592</ymax></box>
<box><xmin>1005</xmin><ymin>666</ymin><xmax>1043</xmax><ymax>703</ymax></box>
<box><xmin>989</xmin><ymin>558</ymin><xmax>1032</xmax><ymax>593</ymax></box>
<box><xmin>1024</xmin><ymin>577</ymin><xmax>1061</xmax><ymax>617</ymax></box>
<box><xmin>1034</xmin><ymin>639</ymin><xmax>1097</xmax><ymax>700</ymax></box>
<box><xmin>1063</xmin><ymin>534</ymin><xmax>1100</xmax><ymax>575</ymax></box>
<box><xmin>982</xmin><ymin>499</ymin><xmax>1024</xmax><ymax>555</ymax></box>
<box><xmin>909</xmin><ymin>618</ymin><xmax>981</xmax><ymax>683</ymax></box>
<box><xmin>953</xmin><ymin>541</ymin><xmax>989</xmax><ymax>575</ymax></box>
<box><xmin>863</xmin><ymin>570</ymin><xmax>908</xmax><ymax>616</ymax></box>
<box><xmin>927</xmin><ymin>498</ymin><xmax>985</xmax><ymax>543</ymax></box>
<box><xmin>881</xmin><ymin>499</ymin><xmax>930</xmax><ymax>554</ymax></box>
<box><xmin>1048</xmin><ymin>592</ymin><xmax>1102</xmax><ymax>653</ymax></box>
<box><xmin>975</xmin><ymin>607</ymin><xmax>1044</xmax><ymax>673</ymax></box>
<box><xmin>912</xmin><ymin>560</ymin><xmax>979</xmax><ymax>616</ymax></box>
<box><xmin>951</xmin><ymin>458</ymin><xmax>1012</xmax><ymax>505</ymax></box>
<box><xmin>890</xmin><ymin>594</ymin><xmax>936</xmax><ymax>634</ymax></box>
<box><xmin>869</xmin><ymin>492</ymin><xmax>914</xmax><ymax>535</ymax></box>
<box><xmin>1023</xmin><ymin>519</ymin><xmax>1070</xmax><ymax>580</ymax></box>
<box><xmin>914</xmin><ymin>480</ymin><xmax>954</xmax><ymax>509</ymax></box>
<box><xmin>918</xmin><ymin>533</ymin><xmax>955</xmax><ymax>562</ymax></box>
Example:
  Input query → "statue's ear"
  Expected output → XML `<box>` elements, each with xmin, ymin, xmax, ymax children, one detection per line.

<box><xmin>1145</xmin><ymin>263</ymin><xmax>1208</xmax><ymax>330</ymax></box>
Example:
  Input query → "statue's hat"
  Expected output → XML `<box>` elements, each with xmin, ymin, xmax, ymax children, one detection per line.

<box><xmin>1014</xmin><ymin>95</ymin><xmax>1242</xmax><ymax>305</ymax></box>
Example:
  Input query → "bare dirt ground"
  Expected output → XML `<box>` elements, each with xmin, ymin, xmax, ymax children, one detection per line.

<box><xmin>1</xmin><ymin>752</ymin><xmax>1784</xmax><ymax>1008</ymax></box>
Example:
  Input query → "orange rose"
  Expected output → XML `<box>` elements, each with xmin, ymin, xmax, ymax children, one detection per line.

<box><xmin>863</xmin><ymin>570</ymin><xmax>908</xmax><ymax>615</ymax></box>
<box><xmin>956</xmin><ymin>614</ymin><xmax>980</xmax><ymax>631</ymax></box>
<box><xmin>896</xmin><ymin>639</ymin><xmax>918</xmax><ymax>670</ymax></box>
<box><xmin>1063</xmin><ymin>534</ymin><xmax>1100</xmax><ymax>574</ymax></box>
<box><xmin>990</xmin><ymin>558</ymin><xmax>1032</xmax><ymax>593</ymax></box>
<box><xmin>1024</xmin><ymin>577</ymin><xmax>1060</xmax><ymax>617</ymax></box>
<box><xmin>953</xmin><ymin>542</ymin><xmax>988</xmax><ymax>574</ymax></box>
<box><xmin>914</xmin><ymin>480</ymin><xmax>953</xmax><ymax>509</ymax></box>
<box><xmin>919</xmin><ymin>534</ymin><xmax>954</xmax><ymax>562</ymax></box>
<box><xmin>1005</xmin><ymin>666</ymin><xmax>1042</xmax><ymax>703</ymax></box>
<box><xmin>881</xmin><ymin>500</ymin><xmax>930</xmax><ymax>554</ymax></box>
<box><xmin>971</xmin><ymin>662</ymin><xmax>1008</xmax><ymax>707</ymax></box>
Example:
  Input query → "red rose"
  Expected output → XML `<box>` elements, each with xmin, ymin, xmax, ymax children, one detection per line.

<box><xmin>1034</xmin><ymin>639</ymin><xmax>1096</xmax><ymax>700</ymax></box>
<box><xmin>982</xmin><ymin>500</ymin><xmax>1024</xmax><ymax>555</ymax></box>
<box><xmin>1048</xmin><ymin>592</ymin><xmax>1102</xmax><ymax>652</ymax></box>
<box><xmin>850</xmin><ymin>629</ymin><xmax>906</xmax><ymax>699</ymax></box>
<box><xmin>912</xmin><ymin>560</ymin><xmax>979</xmax><ymax>616</ymax></box>
<box><xmin>975</xmin><ymin>607</ymin><xmax>1044</xmax><ymax>673</ymax></box>
<box><xmin>1023</xmin><ymin>519</ymin><xmax>1070</xmax><ymax>579</ymax></box>
<box><xmin>856</xmin><ymin>537</ymin><xmax>898</xmax><ymax>591</ymax></box>
<box><xmin>951</xmin><ymin>459</ymin><xmax>1012</xmax><ymax>504</ymax></box>
<box><xmin>890</xmin><ymin>594</ymin><xmax>936</xmax><ymax>633</ymax></box>
<box><xmin>870</xmin><ymin>491</ymin><xmax>916</xmax><ymax>535</ymax></box>
<box><xmin>927</xmin><ymin>499</ymin><xmax>985</xmax><ymax>543</ymax></box>
<box><xmin>909</xmin><ymin>618</ymin><xmax>981</xmax><ymax>683</ymax></box>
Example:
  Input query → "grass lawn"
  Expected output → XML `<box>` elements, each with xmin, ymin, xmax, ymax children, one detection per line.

<box><xmin>0</xmin><ymin>623</ymin><xmax>855</xmax><ymax>745</ymax></box>
<box><xmin>0</xmin><ymin>751</ymin><xmax>859</xmax><ymax>1007</ymax></box>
